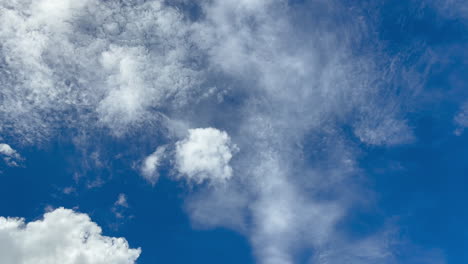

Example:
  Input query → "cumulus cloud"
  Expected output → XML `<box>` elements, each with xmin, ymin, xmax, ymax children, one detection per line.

<box><xmin>0</xmin><ymin>143</ymin><xmax>17</xmax><ymax>157</ymax></box>
<box><xmin>175</xmin><ymin>128</ymin><xmax>237</xmax><ymax>184</ymax></box>
<box><xmin>0</xmin><ymin>143</ymin><xmax>22</xmax><ymax>167</ymax></box>
<box><xmin>0</xmin><ymin>208</ymin><xmax>140</xmax><ymax>264</ymax></box>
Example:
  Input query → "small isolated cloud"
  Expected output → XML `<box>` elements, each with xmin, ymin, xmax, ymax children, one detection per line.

<box><xmin>0</xmin><ymin>143</ymin><xmax>23</xmax><ymax>167</ymax></box>
<box><xmin>454</xmin><ymin>102</ymin><xmax>468</xmax><ymax>135</ymax></box>
<box><xmin>62</xmin><ymin>186</ymin><xmax>76</xmax><ymax>195</ymax></box>
<box><xmin>112</xmin><ymin>193</ymin><xmax>130</xmax><ymax>219</ymax></box>
<box><xmin>0</xmin><ymin>208</ymin><xmax>140</xmax><ymax>264</ymax></box>
<box><xmin>140</xmin><ymin>146</ymin><xmax>167</xmax><ymax>184</ymax></box>
<box><xmin>115</xmin><ymin>193</ymin><xmax>129</xmax><ymax>208</ymax></box>
<box><xmin>175</xmin><ymin>128</ymin><xmax>237</xmax><ymax>184</ymax></box>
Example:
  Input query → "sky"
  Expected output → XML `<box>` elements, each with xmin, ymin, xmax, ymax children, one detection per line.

<box><xmin>0</xmin><ymin>0</ymin><xmax>467</xmax><ymax>263</ymax></box>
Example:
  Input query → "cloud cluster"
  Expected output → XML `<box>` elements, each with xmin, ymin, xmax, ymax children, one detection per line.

<box><xmin>0</xmin><ymin>208</ymin><xmax>140</xmax><ymax>264</ymax></box>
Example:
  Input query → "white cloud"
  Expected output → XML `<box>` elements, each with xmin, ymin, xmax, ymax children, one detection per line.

<box><xmin>0</xmin><ymin>143</ymin><xmax>17</xmax><ymax>157</ymax></box>
<box><xmin>112</xmin><ymin>194</ymin><xmax>130</xmax><ymax>219</ymax></box>
<box><xmin>312</xmin><ymin>231</ymin><xmax>395</xmax><ymax>264</ymax></box>
<box><xmin>354</xmin><ymin>116</ymin><xmax>414</xmax><ymax>146</ymax></box>
<box><xmin>175</xmin><ymin>128</ymin><xmax>237</xmax><ymax>183</ymax></box>
<box><xmin>0</xmin><ymin>143</ymin><xmax>22</xmax><ymax>167</ymax></box>
<box><xmin>0</xmin><ymin>0</ymin><xmax>202</xmax><ymax>141</ymax></box>
<box><xmin>0</xmin><ymin>208</ymin><xmax>140</xmax><ymax>264</ymax></box>
<box><xmin>183</xmin><ymin>1</ymin><xmax>421</xmax><ymax>263</ymax></box>
<box><xmin>140</xmin><ymin>145</ymin><xmax>167</xmax><ymax>184</ymax></box>
<box><xmin>115</xmin><ymin>193</ymin><xmax>129</xmax><ymax>208</ymax></box>
<box><xmin>62</xmin><ymin>186</ymin><xmax>76</xmax><ymax>195</ymax></box>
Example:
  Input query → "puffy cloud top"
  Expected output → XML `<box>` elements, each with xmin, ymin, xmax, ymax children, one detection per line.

<box><xmin>175</xmin><ymin>128</ymin><xmax>237</xmax><ymax>183</ymax></box>
<box><xmin>0</xmin><ymin>143</ymin><xmax>16</xmax><ymax>157</ymax></box>
<box><xmin>0</xmin><ymin>208</ymin><xmax>141</xmax><ymax>264</ymax></box>
<box><xmin>0</xmin><ymin>143</ymin><xmax>22</xmax><ymax>167</ymax></box>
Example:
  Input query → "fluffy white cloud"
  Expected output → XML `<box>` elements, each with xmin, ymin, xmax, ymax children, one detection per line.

<box><xmin>140</xmin><ymin>145</ymin><xmax>167</xmax><ymax>184</ymax></box>
<box><xmin>0</xmin><ymin>208</ymin><xmax>140</xmax><ymax>264</ymax></box>
<box><xmin>0</xmin><ymin>143</ymin><xmax>17</xmax><ymax>157</ymax></box>
<box><xmin>0</xmin><ymin>143</ymin><xmax>22</xmax><ymax>167</ymax></box>
<box><xmin>175</xmin><ymin>128</ymin><xmax>237</xmax><ymax>183</ymax></box>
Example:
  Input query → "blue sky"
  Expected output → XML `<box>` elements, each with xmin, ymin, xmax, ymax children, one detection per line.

<box><xmin>0</xmin><ymin>0</ymin><xmax>467</xmax><ymax>264</ymax></box>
